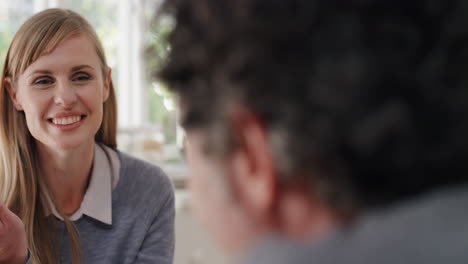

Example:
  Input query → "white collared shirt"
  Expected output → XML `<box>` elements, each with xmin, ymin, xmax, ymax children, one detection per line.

<box><xmin>43</xmin><ymin>143</ymin><xmax>121</xmax><ymax>225</ymax></box>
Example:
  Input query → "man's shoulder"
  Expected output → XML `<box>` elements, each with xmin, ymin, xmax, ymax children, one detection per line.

<box><xmin>243</xmin><ymin>185</ymin><xmax>468</xmax><ymax>264</ymax></box>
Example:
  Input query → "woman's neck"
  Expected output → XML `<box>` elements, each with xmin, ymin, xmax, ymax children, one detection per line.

<box><xmin>38</xmin><ymin>141</ymin><xmax>95</xmax><ymax>216</ymax></box>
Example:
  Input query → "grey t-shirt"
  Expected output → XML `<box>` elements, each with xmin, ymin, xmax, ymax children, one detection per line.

<box><xmin>242</xmin><ymin>184</ymin><xmax>468</xmax><ymax>264</ymax></box>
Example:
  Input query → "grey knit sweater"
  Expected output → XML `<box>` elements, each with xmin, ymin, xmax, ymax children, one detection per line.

<box><xmin>28</xmin><ymin>151</ymin><xmax>175</xmax><ymax>264</ymax></box>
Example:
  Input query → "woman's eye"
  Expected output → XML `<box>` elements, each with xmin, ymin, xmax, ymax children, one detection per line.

<box><xmin>33</xmin><ymin>78</ymin><xmax>53</xmax><ymax>86</ymax></box>
<box><xmin>73</xmin><ymin>73</ymin><xmax>91</xmax><ymax>82</ymax></box>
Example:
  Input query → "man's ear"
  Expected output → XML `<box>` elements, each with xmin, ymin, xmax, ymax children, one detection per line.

<box><xmin>4</xmin><ymin>77</ymin><xmax>23</xmax><ymax>111</ymax></box>
<box><xmin>227</xmin><ymin>108</ymin><xmax>278</xmax><ymax>222</ymax></box>
<box><xmin>103</xmin><ymin>67</ymin><xmax>111</xmax><ymax>102</ymax></box>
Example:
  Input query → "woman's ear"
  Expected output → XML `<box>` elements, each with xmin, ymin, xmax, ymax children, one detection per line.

<box><xmin>103</xmin><ymin>67</ymin><xmax>111</xmax><ymax>102</ymax></box>
<box><xmin>4</xmin><ymin>77</ymin><xmax>23</xmax><ymax>111</ymax></box>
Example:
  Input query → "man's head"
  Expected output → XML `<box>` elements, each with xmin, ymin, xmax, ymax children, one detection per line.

<box><xmin>160</xmin><ymin>0</ymin><xmax>468</xmax><ymax>256</ymax></box>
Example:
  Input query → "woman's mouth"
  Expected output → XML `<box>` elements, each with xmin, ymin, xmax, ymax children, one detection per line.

<box><xmin>48</xmin><ymin>115</ymin><xmax>87</xmax><ymax>130</ymax></box>
<box><xmin>51</xmin><ymin>115</ymin><xmax>83</xmax><ymax>125</ymax></box>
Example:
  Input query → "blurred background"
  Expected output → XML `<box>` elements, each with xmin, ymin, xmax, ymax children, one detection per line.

<box><xmin>0</xmin><ymin>0</ymin><xmax>227</xmax><ymax>263</ymax></box>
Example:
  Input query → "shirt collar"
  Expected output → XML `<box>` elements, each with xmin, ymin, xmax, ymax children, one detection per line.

<box><xmin>44</xmin><ymin>143</ymin><xmax>120</xmax><ymax>225</ymax></box>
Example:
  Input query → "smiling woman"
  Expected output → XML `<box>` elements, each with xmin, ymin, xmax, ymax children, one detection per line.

<box><xmin>0</xmin><ymin>8</ymin><xmax>174</xmax><ymax>264</ymax></box>
<box><xmin>6</xmin><ymin>35</ymin><xmax>111</xmax><ymax>151</ymax></box>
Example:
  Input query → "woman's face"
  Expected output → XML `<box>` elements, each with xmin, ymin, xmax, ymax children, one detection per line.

<box><xmin>8</xmin><ymin>34</ymin><xmax>110</xmax><ymax>151</ymax></box>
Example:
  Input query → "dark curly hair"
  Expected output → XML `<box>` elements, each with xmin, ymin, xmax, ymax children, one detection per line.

<box><xmin>159</xmin><ymin>0</ymin><xmax>468</xmax><ymax>214</ymax></box>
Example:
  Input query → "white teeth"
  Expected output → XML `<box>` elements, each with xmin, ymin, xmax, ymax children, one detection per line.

<box><xmin>52</xmin><ymin>116</ymin><xmax>82</xmax><ymax>125</ymax></box>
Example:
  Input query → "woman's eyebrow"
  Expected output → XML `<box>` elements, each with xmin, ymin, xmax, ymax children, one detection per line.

<box><xmin>26</xmin><ymin>65</ymin><xmax>95</xmax><ymax>78</ymax></box>
<box><xmin>28</xmin><ymin>70</ymin><xmax>53</xmax><ymax>78</ymax></box>
<box><xmin>71</xmin><ymin>65</ymin><xmax>95</xmax><ymax>72</ymax></box>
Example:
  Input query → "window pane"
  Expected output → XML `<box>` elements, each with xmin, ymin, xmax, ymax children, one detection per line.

<box><xmin>0</xmin><ymin>1</ymin><xmax>33</xmax><ymax>65</ymax></box>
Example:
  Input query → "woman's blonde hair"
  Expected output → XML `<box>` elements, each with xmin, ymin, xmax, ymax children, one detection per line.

<box><xmin>0</xmin><ymin>8</ymin><xmax>117</xmax><ymax>264</ymax></box>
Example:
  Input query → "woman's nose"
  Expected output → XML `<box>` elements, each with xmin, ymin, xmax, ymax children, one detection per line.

<box><xmin>54</xmin><ymin>81</ymin><xmax>77</xmax><ymax>108</ymax></box>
